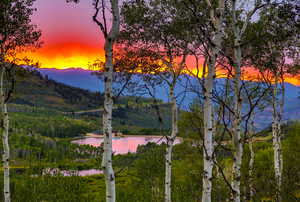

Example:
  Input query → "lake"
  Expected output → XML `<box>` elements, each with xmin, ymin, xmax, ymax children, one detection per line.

<box><xmin>72</xmin><ymin>135</ymin><xmax>182</xmax><ymax>155</ymax></box>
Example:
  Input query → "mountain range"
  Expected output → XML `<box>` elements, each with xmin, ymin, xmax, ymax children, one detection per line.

<box><xmin>37</xmin><ymin>67</ymin><xmax>300</xmax><ymax>129</ymax></box>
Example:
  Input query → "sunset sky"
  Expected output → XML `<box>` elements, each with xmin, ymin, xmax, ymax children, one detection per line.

<box><xmin>27</xmin><ymin>0</ymin><xmax>299</xmax><ymax>86</ymax></box>
<box><xmin>29</xmin><ymin>0</ymin><xmax>105</xmax><ymax>69</ymax></box>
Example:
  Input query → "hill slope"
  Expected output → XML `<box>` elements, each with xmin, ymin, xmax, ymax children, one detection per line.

<box><xmin>12</xmin><ymin>70</ymin><xmax>104</xmax><ymax>111</ymax></box>
<box><xmin>9</xmin><ymin>68</ymin><xmax>172</xmax><ymax>133</ymax></box>
<box><xmin>38</xmin><ymin>67</ymin><xmax>300</xmax><ymax>128</ymax></box>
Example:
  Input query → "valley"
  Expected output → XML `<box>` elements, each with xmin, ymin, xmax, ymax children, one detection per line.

<box><xmin>1</xmin><ymin>67</ymin><xmax>299</xmax><ymax>201</ymax></box>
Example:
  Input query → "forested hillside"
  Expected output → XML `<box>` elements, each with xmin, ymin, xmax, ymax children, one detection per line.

<box><xmin>11</xmin><ymin>68</ymin><xmax>104</xmax><ymax>111</ymax></box>
<box><xmin>8</xmin><ymin>68</ymin><xmax>172</xmax><ymax>137</ymax></box>
<box><xmin>38</xmin><ymin>67</ymin><xmax>300</xmax><ymax>129</ymax></box>
<box><xmin>0</xmin><ymin>0</ymin><xmax>299</xmax><ymax>202</ymax></box>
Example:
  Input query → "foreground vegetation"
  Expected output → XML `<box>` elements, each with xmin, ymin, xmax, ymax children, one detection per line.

<box><xmin>0</xmin><ymin>104</ymin><xmax>299</xmax><ymax>201</ymax></box>
<box><xmin>1</xmin><ymin>0</ymin><xmax>299</xmax><ymax>201</ymax></box>
<box><xmin>0</xmin><ymin>68</ymin><xmax>296</xmax><ymax>201</ymax></box>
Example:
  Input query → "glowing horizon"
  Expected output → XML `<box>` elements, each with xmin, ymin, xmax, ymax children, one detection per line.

<box><xmin>23</xmin><ymin>42</ymin><xmax>104</xmax><ymax>70</ymax></box>
<box><xmin>28</xmin><ymin>0</ymin><xmax>105</xmax><ymax>70</ymax></box>
<box><xmin>25</xmin><ymin>0</ymin><xmax>299</xmax><ymax>86</ymax></box>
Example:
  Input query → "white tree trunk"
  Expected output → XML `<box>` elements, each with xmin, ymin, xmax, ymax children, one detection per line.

<box><xmin>101</xmin><ymin>1</ymin><xmax>119</xmax><ymax>201</ymax></box>
<box><xmin>0</xmin><ymin>67</ymin><xmax>10</xmax><ymax>202</ymax></box>
<box><xmin>279</xmin><ymin>81</ymin><xmax>284</xmax><ymax>179</ymax></box>
<box><xmin>202</xmin><ymin>1</ymin><xmax>224</xmax><ymax>200</ymax></box>
<box><xmin>272</xmin><ymin>78</ymin><xmax>282</xmax><ymax>202</ymax></box>
<box><xmin>230</xmin><ymin>0</ymin><xmax>262</xmax><ymax>199</ymax></box>
<box><xmin>164</xmin><ymin>86</ymin><xmax>178</xmax><ymax>202</ymax></box>
<box><xmin>248</xmin><ymin>118</ymin><xmax>255</xmax><ymax>201</ymax></box>
<box><xmin>102</xmin><ymin>41</ymin><xmax>116</xmax><ymax>202</ymax></box>
<box><xmin>231</xmin><ymin>42</ymin><xmax>243</xmax><ymax>202</ymax></box>
<box><xmin>202</xmin><ymin>58</ymin><xmax>215</xmax><ymax>202</ymax></box>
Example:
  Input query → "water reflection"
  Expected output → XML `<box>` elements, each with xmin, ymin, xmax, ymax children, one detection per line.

<box><xmin>72</xmin><ymin>136</ymin><xmax>181</xmax><ymax>155</ymax></box>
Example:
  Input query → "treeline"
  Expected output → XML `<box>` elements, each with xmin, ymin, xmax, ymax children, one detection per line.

<box><xmin>0</xmin><ymin>0</ymin><xmax>299</xmax><ymax>202</ymax></box>
<box><xmin>0</xmin><ymin>121</ymin><xmax>298</xmax><ymax>201</ymax></box>
<box><xmin>11</xmin><ymin>67</ymin><xmax>105</xmax><ymax>111</ymax></box>
<box><xmin>10</xmin><ymin>112</ymin><xmax>98</xmax><ymax>138</ymax></box>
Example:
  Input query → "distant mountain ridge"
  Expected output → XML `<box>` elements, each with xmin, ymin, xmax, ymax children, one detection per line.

<box><xmin>38</xmin><ymin>68</ymin><xmax>101</xmax><ymax>92</ymax></box>
<box><xmin>37</xmin><ymin>67</ymin><xmax>300</xmax><ymax>130</ymax></box>
<box><xmin>37</xmin><ymin>67</ymin><xmax>300</xmax><ymax>100</ymax></box>
<box><xmin>10</xmin><ymin>68</ymin><xmax>173</xmax><ymax>131</ymax></box>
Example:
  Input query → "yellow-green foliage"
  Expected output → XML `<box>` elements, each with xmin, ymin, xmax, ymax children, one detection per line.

<box><xmin>10</xmin><ymin>112</ymin><xmax>98</xmax><ymax>138</ymax></box>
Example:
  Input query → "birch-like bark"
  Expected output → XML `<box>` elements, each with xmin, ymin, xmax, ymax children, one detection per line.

<box><xmin>101</xmin><ymin>0</ymin><xmax>120</xmax><ymax>201</ymax></box>
<box><xmin>202</xmin><ymin>58</ymin><xmax>215</xmax><ymax>202</ymax></box>
<box><xmin>231</xmin><ymin>39</ymin><xmax>243</xmax><ymax>202</ymax></box>
<box><xmin>0</xmin><ymin>66</ymin><xmax>10</xmax><ymax>202</ymax></box>
<box><xmin>279</xmin><ymin>80</ymin><xmax>284</xmax><ymax>178</ymax></box>
<box><xmin>162</xmin><ymin>50</ymin><xmax>186</xmax><ymax>202</ymax></box>
<box><xmin>202</xmin><ymin>1</ymin><xmax>224</xmax><ymax>201</ymax></box>
<box><xmin>229</xmin><ymin>1</ymin><xmax>265</xmax><ymax>200</ymax></box>
<box><xmin>272</xmin><ymin>75</ymin><xmax>282</xmax><ymax>202</ymax></box>
<box><xmin>248</xmin><ymin>117</ymin><xmax>255</xmax><ymax>201</ymax></box>
<box><xmin>164</xmin><ymin>85</ymin><xmax>178</xmax><ymax>202</ymax></box>
<box><xmin>230</xmin><ymin>0</ymin><xmax>250</xmax><ymax>199</ymax></box>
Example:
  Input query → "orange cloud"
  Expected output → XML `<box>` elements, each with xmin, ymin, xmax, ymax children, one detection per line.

<box><xmin>18</xmin><ymin>44</ymin><xmax>299</xmax><ymax>86</ymax></box>
<box><xmin>185</xmin><ymin>60</ymin><xmax>300</xmax><ymax>86</ymax></box>
<box><xmin>21</xmin><ymin>42</ymin><xmax>104</xmax><ymax>70</ymax></box>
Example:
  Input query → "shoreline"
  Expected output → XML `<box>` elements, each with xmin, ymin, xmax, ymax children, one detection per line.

<box><xmin>84</xmin><ymin>133</ymin><xmax>183</xmax><ymax>141</ymax></box>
